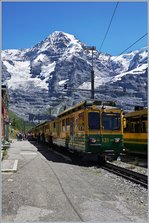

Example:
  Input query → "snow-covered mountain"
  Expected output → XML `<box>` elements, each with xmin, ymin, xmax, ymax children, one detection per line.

<box><xmin>2</xmin><ymin>31</ymin><xmax>148</xmax><ymax>122</ymax></box>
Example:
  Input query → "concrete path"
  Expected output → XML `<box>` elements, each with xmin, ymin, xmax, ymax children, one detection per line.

<box><xmin>2</xmin><ymin>139</ymin><xmax>148</xmax><ymax>222</ymax></box>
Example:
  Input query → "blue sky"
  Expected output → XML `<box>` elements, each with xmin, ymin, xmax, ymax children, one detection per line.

<box><xmin>2</xmin><ymin>1</ymin><xmax>148</xmax><ymax>55</ymax></box>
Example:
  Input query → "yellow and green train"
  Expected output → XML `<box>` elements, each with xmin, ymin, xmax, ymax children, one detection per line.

<box><xmin>123</xmin><ymin>108</ymin><xmax>147</xmax><ymax>156</ymax></box>
<box><xmin>29</xmin><ymin>100</ymin><xmax>124</xmax><ymax>161</ymax></box>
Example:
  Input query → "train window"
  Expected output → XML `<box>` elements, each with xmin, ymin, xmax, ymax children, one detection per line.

<box><xmin>134</xmin><ymin>123</ymin><xmax>140</xmax><ymax>133</ymax></box>
<box><xmin>130</xmin><ymin>122</ymin><xmax>135</xmax><ymax>132</ymax></box>
<box><xmin>62</xmin><ymin>119</ymin><xmax>65</xmax><ymax>126</ymax></box>
<box><xmin>70</xmin><ymin>117</ymin><xmax>74</xmax><ymax>136</ymax></box>
<box><xmin>142</xmin><ymin>122</ymin><xmax>147</xmax><ymax>133</ymax></box>
<box><xmin>78</xmin><ymin>112</ymin><xmax>84</xmax><ymax>131</ymax></box>
<box><xmin>53</xmin><ymin>122</ymin><xmax>56</xmax><ymax>132</ymax></box>
<box><xmin>60</xmin><ymin>121</ymin><xmax>62</xmax><ymax>131</ymax></box>
<box><xmin>141</xmin><ymin>115</ymin><xmax>147</xmax><ymax>133</ymax></box>
<box><xmin>88</xmin><ymin>112</ymin><xmax>100</xmax><ymax>130</ymax></box>
<box><xmin>102</xmin><ymin>113</ymin><xmax>121</xmax><ymax>130</ymax></box>
<box><xmin>126</xmin><ymin>115</ymin><xmax>147</xmax><ymax>133</ymax></box>
<box><xmin>66</xmin><ymin>118</ymin><xmax>70</xmax><ymax>126</ymax></box>
<box><xmin>62</xmin><ymin>119</ymin><xmax>66</xmax><ymax>132</ymax></box>
<box><xmin>129</xmin><ymin>118</ymin><xmax>140</xmax><ymax>133</ymax></box>
<box><xmin>57</xmin><ymin>122</ymin><xmax>60</xmax><ymax>135</ymax></box>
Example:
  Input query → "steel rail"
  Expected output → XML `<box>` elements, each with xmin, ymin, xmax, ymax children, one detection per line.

<box><xmin>102</xmin><ymin>162</ymin><xmax>148</xmax><ymax>188</ymax></box>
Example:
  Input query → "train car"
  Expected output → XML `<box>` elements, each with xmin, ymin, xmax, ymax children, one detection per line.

<box><xmin>123</xmin><ymin>107</ymin><xmax>147</xmax><ymax>156</ymax></box>
<box><xmin>28</xmin><ymin>121</ymin><xmax>51</xmax><ymax>143</ymax></box>
<box><xmin>30</xmin><ymin>100</ymin><xmax>124</xmax><ymax>161</ymax></box>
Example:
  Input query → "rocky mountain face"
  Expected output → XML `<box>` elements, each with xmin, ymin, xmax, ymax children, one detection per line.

<box><xmin>2</xmin><ymin>31</ymin><xmax>148</xmax><ymax>122</ymax></box>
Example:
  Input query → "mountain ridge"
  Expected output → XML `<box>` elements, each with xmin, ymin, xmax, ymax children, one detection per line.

<box><xmin>2</xmin><ymin>31</ymin><xmax>147</xmax><ymax>122</ymax></box>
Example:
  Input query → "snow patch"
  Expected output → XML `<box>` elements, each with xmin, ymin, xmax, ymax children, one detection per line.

<box><xmin>34</xmin><ymin>54</ymin><xmax>48</xmax><ymax>63</ymax></box>
<box><xmin>58</xmin><ymin>79</ymin><xmax>69</xmax><ymax>85</ymax></box>
<box><xmin>4</xmin><ymin>60</ymin><xmax>50</xmax><ymax>90</ymax></box>
<box><xmin>112</xmin><ymin>63</ymin><xmax>148</xmax><ymax>82</ymax></box>
<box><xmin>41</xmin><ymin>61</ymin><xmax>56</xmax><ymax>77</ymax></box>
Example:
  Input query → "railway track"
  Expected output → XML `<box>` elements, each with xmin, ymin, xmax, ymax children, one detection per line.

<box><xmin>102</xmin><ymin>162</ymin><xmax>148</xmax><ymax>188</ymax></box>
<box><xmin>49</xmin><ymin>145</ymin><xmax>148</xmax><ymax>189</ymax></box>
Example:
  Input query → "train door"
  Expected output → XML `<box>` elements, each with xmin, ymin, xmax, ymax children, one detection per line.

<box><xmin>87</xmin><ymin>110</ymin><xmax>102</xmax><ymax>152</ymax></box>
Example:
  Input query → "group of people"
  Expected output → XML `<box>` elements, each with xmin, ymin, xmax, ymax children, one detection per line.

<box><xmin>16</xmin><ymin>132</ymin><xmax>34</xmax><ymax>141</ymax></box>
<box><xmin>16</xmin><ymin>132</ymin><xmax>27</xmax><ymax>141</ymax></box>
<box><xmin>16</xmin><ymin>132</ymin><xmax>53</xmax><ymax>145</ymax></box>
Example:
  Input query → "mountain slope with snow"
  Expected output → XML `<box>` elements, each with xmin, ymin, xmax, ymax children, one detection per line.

<box><xmin>2</xmin><ymin>31</ymin><xmax>148</xmax><ymax>122</ymax></box>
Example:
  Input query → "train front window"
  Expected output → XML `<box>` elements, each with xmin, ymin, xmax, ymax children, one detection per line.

<box><xmin>88</xmin><ymin>112</ymin><xmax>100</xmax><ymax>130</ymax></box>
<box><xmin>102</xmin><ymin>113</ymin><xmax>121</xmax><ymax>130</ymax></box>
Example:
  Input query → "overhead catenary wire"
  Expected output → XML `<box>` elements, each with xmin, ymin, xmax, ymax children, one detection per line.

<box><xmin>99</xmin><ymin>2</ymin><xmax>119</xmax><ymax>51</ymax></box>
<box><xmin>92</xmin><ymin>32</ymin><xmax>147</xmax><ymax>84</ymax></box>
<box><xmin>113</xmin><ymin>33</ymin><xmax>148</xmax><ymax>60</ymax></box>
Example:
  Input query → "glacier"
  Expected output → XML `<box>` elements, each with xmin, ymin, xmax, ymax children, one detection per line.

<box><xmin>2</xmin><ymin>31</ymin><xmax>148</xmax><ymax>122</ymax></box>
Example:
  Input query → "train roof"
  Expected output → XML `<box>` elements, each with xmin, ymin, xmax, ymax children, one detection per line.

<box><xmin>124</xmin><ymin>108</ymin><xmax>147</xmax><ymax>118</ymax></box>
<box><xmin>58</xmin><ymin>100</ymin><xmax>117</xmax><ymax>118</ymax></box>
<box><xmin>28</xmin><ymin>100</ymin><xmax>119</xmax><ymax>132</ymax></box>
<box><xmin>28</xmin><ymin>121</ymin><xmax>50</xmax><ymax>132</ymax></box>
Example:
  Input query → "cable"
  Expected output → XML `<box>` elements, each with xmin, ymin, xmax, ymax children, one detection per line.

<box><xmin>93</xmin><ymin>32</ymin><xmax>147</xmax><ymax>81</ymax></box>
<box><xmin>113</xmin><ymin>33</ymin><xmax>148</xmax><ymax>60</ymax></box>
<box><xmin>99</xmin><ymin>2</ymin><xmax>119</xmax><ymax>51</ymax></box>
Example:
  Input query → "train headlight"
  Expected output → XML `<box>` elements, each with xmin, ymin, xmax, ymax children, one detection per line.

<box><xmin>89</xmin><ymin>138</ymin><xmax>97</xmax><ymax>143</ymax></box>
<box><xmin>114</xmin><ymin>138</ymin><xmax>121</xmax><ymax>143</ymax></box>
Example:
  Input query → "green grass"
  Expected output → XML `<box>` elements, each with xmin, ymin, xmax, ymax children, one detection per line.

<box><xmin>9</xmin><ymin>110</ymin><xmax>35</xmax><ymax>137</ymax></box>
